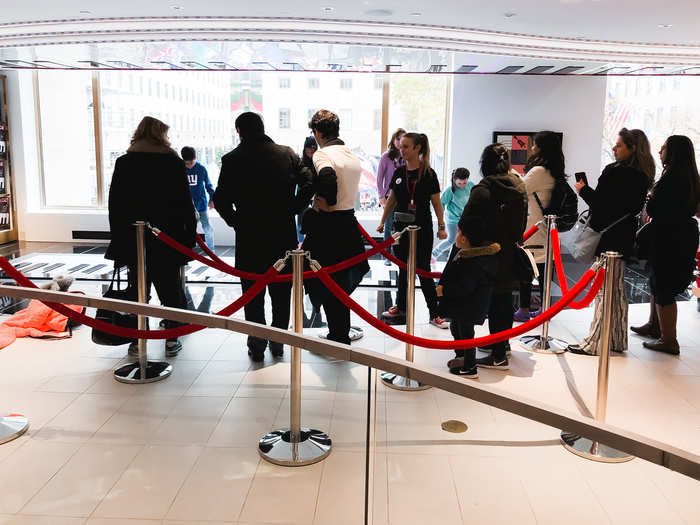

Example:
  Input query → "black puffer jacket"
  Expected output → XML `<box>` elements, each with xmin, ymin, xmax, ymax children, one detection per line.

<box><xmin>460</xmin><ymin>172</ymin><xmax>528</xmax><ymax>292</ymax></box>
<box><xmin>437</xmin><ymin>242</ymin><xmax>501</xmax><ymax>322</ymax></box>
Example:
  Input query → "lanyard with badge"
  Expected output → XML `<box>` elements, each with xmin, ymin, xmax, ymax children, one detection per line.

<box><xmin>394</xmin><ymin>169</ymin><xmax>418</xmax><ymax>225</ymax></box>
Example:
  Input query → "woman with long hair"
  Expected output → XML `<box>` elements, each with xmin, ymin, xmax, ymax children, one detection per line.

<box><xmin>568</xmin><ymin>128</ymin><xmax>653</xmax><ymax>355</ymax></box>
<box><xmin>431</xmin><ymin>167</ymin><xmax>474</xmax><ymax>261</ymax></box>
<box><xmin>376</xmin><ymin>128</ymin><xmax>406</xmax><ymax>262</ymax></box>
<box><xmin>106</xmin><ymin>116</ymin><xmax>196</xmax><ymax>357</ymax></box>
<box><xmin>631</xmin><ymin>135</ymin><xmax>700</xmax><ymax>354</ymax></box>
<box><xmin>514</xmin><ymin>131</ymin><xmax>567</xmax><ymax>321</ymax></box>
<box><xmin>377</xmin><ymin>132</ymin><xmax>449</xmax><ymax>328</ymax></box>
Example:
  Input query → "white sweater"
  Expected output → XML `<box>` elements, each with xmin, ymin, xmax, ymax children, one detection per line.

<box><xmin>313</xmin><ymin>144</ymin><xmax>362</xmax><ymax>212</ymax></box>
<box><xmin>523</xmin><ymin>166</ymin><xmax>555</xmax><ymax>264</ymax></box>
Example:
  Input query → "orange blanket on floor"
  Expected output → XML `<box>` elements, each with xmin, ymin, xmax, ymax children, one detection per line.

<box><xmin>0</xmin><ymin>300</ymin><xmax>83</xmax><ymax>349</ymax></box>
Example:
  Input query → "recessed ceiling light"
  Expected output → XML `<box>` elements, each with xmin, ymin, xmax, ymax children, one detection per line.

<box><xmin>410</xmin><ymin>12</ymin><xmax>422</xmax><ymax>17</ymax></box>
<box><xmin>79</xmin><ymin>10</ymin><xmax>91</xmax><ymax>14</ymax></box>
<box><xmin>504</xmin><ymin>12</ymin><xmax>516</xmax><ymax>18</ymax></box>
<box><xmin>658</xmin><ymin>23</ymin><xmax>673</xmax><ymax>28</ymax></box>
<box><xmin>366</xmin><ymin>8</ymin><xmax>393</xmax><ymax>16</ymax></box>
<box><xmin>171</xmin><ymin>5</ymin><xmax>184</xmax><ymax>10</ymax></box>
<box><xmin>322</xmin><ymin>6</ymin><xmax>335</xmax><ymax>13</ymax></box>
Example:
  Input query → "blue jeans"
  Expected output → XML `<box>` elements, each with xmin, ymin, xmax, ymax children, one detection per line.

<box><xmin>432</xmin><ymin>222</ymin><xmax>458</xmax><ymax>258</ymax></box>
<box><xmin>197</xmin><ymin>208</ymin><xmax>215</xmax><ymax>250</ymax></box>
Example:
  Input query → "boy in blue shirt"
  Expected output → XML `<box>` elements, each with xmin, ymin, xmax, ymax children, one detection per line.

<box><xmin>182</xmin><ymin>146</ymin><xmax>215</xmax><ymax>249</ymax></box>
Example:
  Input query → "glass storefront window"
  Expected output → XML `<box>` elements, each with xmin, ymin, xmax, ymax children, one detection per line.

<box><xmin>37</xmin><ymin>71</ymin><xmax>98</xmax><ymax>207</ymax></box>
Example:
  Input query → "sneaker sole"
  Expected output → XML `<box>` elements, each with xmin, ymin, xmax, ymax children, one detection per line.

<box><xmin>476</xmin><ymin>363</ymin><xmax>509</xmax><ymax>370</ymax></box>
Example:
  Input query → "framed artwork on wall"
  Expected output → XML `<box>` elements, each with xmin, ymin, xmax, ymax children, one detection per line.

<box><xmin>492</xmin><ymin>131</ymin><xmax>563</xmax><ymax>175</ymax></box>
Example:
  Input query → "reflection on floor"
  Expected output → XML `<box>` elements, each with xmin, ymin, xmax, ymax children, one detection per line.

<box><xmin>0</xmin><ymin>277</ymin><xmax>698</xmax><ymax>524</ymax></box>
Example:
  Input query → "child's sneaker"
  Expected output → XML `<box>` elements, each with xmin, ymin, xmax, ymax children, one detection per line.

<box><xmin>450</xmin><ymin>365</ymin><xmax>478</xmax><ymax>378</ymax></box>
<box><xmin>382</xmin><ymin>306</ymin><xmax>405</xmax><ymax>319</ymax></box>
<box><xmin>429</xmin><ymin>317</ymin><xmax>450</xmax><ymax>329</ymax></box>
<box><xmin>529</xmin><ymin>308</ymin><xmax>542</xmax><ymax>318</ymax></box>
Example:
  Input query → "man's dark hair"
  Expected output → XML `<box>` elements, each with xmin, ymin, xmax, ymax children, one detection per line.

<box><xmin>308</xmin><ymin>109</ymin><xmax>339</xmax><ymax>140</ymax></box>
<box><xmin>235</xmin><ymin>112</ymin><xmax>265</xmax><ymax>140</ymax></box>
<box><xmin>181</xmin><ymin>146</ymin><xmax>196</xmax><ymax>161</ymax></box>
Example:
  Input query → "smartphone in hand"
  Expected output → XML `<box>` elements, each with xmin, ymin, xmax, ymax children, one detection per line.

<box><xmin>574</xmin><ymin>172</ymin><xmax>588</xmax><ymax>185</ymax></box>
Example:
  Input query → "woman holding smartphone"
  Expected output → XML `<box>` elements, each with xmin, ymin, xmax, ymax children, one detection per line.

<box><xmin>377</xmin><ymin>133</ymin><xmax>449</xmax><ymax>328</ymax></box>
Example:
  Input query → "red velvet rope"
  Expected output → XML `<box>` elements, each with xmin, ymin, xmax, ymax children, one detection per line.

<box><xmin>357</xmin><ymin>224</ymin><xmax>442</xmax><ymax>278</ymax></box>
<box><xmin>0</xmin><ymin>256</ymin><xmax>278</xmax><ymax>340</ymax></box>
<box><xmin>194</xmin><ymin>233</ymin><xmax>396</xmax><ymax>281</ymax></box>
<box><xmin>315</xmin><ymin>266</ymin><xmax>596</xmax><ymax>349</ymax></box>
<box><xmin>550</xmin><ymin>229</ymin><xmax>605</xmax><ymax>310</ymax></box>
<box><xmin>522</xmin><ymin>224</ymin><xmax>539</xmax><ymax>242</ymax></box>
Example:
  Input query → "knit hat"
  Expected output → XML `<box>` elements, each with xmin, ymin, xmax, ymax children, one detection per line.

<box><xmin>458</xmin><ymin>216</ymin><xmax>488</xmax><ymax>246</ymax></box>
<box><xmin>304</xmin><ymin>136</ymin><xmax>318</xmax><ymax>149</ymax></box>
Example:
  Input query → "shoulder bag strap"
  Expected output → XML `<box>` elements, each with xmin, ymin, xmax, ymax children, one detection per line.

<box><xmin>600</xmin><ymin>213</ymin><xmax>631</xmax><ymax>234</ymax></box>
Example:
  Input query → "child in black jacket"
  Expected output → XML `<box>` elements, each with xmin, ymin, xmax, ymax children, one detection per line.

<box><xmin>437</xmin><ymin>216</ymin><xmax>500</xmax><ymax>378</ymax></box>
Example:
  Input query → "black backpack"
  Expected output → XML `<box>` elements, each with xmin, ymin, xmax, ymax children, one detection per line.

<box><xmin>534</xmin><ymin>179</ymin><xmax>578</xmax><ymax>232</ymax></box>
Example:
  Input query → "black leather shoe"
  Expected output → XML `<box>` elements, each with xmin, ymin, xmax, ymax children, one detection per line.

<box><xmin>269</xmin><ymin>341</ymin><xmax>284</xmax><ymax>357</ymax></box>
<box><xmin>247</xmin><ymin>347</ymin><xmax>265</xmax><ymax>362</ymax></box>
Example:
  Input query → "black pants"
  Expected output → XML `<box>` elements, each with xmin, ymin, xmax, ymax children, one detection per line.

<box><xmin>127</xmin><ymin>263</ymin><xmax>186</xmax><ymax>336</ymax></box>
<box><xmin>395</xmin><ymin>224</ymin><xmax>439</xmax><ymax>318</ymax></box>
<box><xmin>240</xmin><ymin>279</ymin><xmax>292</xmax><ymax>351</ymax></box>
<box><xmin>519</xmin><ymin>263</ymin><xmax>546</xmax><ymax>309</ymax></box>
<box><xmin>450</xmin><ymin>318</ymin><xmax>475</xmax><ymax>368</ymax></box>
<box><xmin>487</xmin><ymin>291</ymin><xmax>514</xmax><ymax>360</ymax></box>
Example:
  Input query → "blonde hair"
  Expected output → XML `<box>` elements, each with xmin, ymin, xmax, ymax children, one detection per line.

<box><xmin>130</xmin><ymin>116</ymin><xmax>171</xmax><ymax>148</ymax></box>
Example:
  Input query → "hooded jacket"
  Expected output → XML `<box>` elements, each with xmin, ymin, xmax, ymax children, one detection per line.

<box><xmin>460</xmin><ymin>172</ymin><xmax>528</xmax><ymax>292</ymax></box>
<box><xmin>106</xmin><ymin>140</ymin><xmax>196</xmax><ymax>267</ymax></box>
<box><xmin>437</xmin><ymin>242</ymin><xmax>501</xmax><ymax>322</ymax></box>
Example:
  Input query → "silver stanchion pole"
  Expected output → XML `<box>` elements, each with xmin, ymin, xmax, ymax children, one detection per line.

<box><xmin>381</xmin><ymin>225</ymin><xmax>430</xmax><ymax>391</ymax></box>
<box><xmin>520</xmin><ymin>214</ymin><xmax>568</xmax><ymax>353</ymax></box>
<box><xmin>0</xmin><ymin>414</ymin><xmax>28</xmax><ymax>445</ymax></box>
<box><xmin>561</xmin><ymin>252</ymin><xmax>634</xmax><ymax>462</ymax></box>
<box><xmin>259</xmin><ymin>249</ymin><xmax>332</xmax><ymax>466</ymax></box>
<box><xmin>114</xmin><ymin>221</ymin><xmax>173</xmax><ymax>384</ymax></box>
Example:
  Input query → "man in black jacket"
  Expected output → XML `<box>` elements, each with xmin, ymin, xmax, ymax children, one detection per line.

<box><xmin>213</xmin><ymin>112</ymin><xmax>314</xmax><ymax>361</ymax></box>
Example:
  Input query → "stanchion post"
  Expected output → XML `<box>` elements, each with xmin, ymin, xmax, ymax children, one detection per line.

<box><xmin>259</xmin><ymin>249</ymin><xmax>332</xmax><ymax>466</ymax></box>
<box><xmin>520</xmin><ymin>214</ymin><xmax>568</xmax><ymax>353</ymax></box>
<box><xmin>113</xmin><ymin>221</ymin><xmax>173</xmax><ymax>384</ymax></box>
<box><xmin>380</xmin><ymin>225</ymin><xmax>430</xmax><ymax>391</ymax></box>
<box><xmin>561</xmin><ymin>252</ymin><xmax>634</xmax><ymax>462</ymax></box>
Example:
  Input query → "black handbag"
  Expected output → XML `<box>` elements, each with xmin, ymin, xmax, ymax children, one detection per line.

<box><xmin>91</xmin><ymin>266</ymin><xmax>138</xmax><ymax>346</ymax></box>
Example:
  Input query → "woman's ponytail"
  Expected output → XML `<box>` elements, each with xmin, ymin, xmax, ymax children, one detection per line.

<box><xmin>404</xmin><ymin>132</ymin><xmax>431</xmax><ymax>176</ymax></box>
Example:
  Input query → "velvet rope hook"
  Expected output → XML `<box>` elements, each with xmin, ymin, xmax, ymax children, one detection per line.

<box><xmin>0</xmin><ymin>256</ymin><xmax>279</xmax><ymax>340</ymax></box>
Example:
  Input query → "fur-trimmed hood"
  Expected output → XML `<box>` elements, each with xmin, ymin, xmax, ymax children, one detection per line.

<box><xmin>127</xmin><ymin>139</ymin><xmax>177</xmax><ymax>155</ymax></box>
<box><xmin>453</xmin><ymin>242</ymin><xmax>500</xmax><ymax>260</ymax></box>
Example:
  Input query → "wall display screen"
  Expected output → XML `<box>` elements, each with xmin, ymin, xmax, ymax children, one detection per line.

<box><xmin>492</xmin><ymin>131</ymin><xmax>563</xmax><ymax>175</ymax></box>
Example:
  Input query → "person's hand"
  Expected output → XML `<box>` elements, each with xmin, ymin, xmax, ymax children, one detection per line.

<box><xmin>574</xmin><ymin>180</ymin><xmax>586</xmax><ymax>193</ymax></box>
<box><xmin>437</xmin><ymin>229</ymin><xmax>448</xmax><ymax>240</ymax></box>
<box><xmin>208</xmin><ymin>200</ymin><xmax>215</xmax><ymax>209</ymax></box>
<box><xmin>379</xmin><ymin>197</ymin><xmax>387</xmax><ymax>207</ymax></box>
<box><xmin>436</xmin><ymin>285</ymin><xmax>443</xmax><ymax>297</ymax></box>
<box><xmin>377</xmin><ymin>223</ymin><xmax>385</xmax><ymax>233</ymax></box>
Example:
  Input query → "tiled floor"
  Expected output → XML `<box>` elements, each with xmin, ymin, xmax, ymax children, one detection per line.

<box><xmin>0</xmin><ymin>277</ymin><xmax>698</xmax><ymax>523</ymax></box>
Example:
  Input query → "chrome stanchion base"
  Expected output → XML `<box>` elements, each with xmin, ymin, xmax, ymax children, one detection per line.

<box><xmin>113</xmin><ymin>361</ymin><xmax>172</xmax><ymax>384</ymax></box>
<box><xmin>380</xmin><ymin>371</ymin><xmax>431</xmax><ymax>391</ymax></box>
<box><xmin>259</xmin><ymin>428</ymin><xmax>332</xmax><ymax>466</ymax></box>
<box><xmin>561</xmin><ymin>431</ymin><xmax>634</xmax><ymax>463</ymax></box>
<box><xmin>0</xmin><ymin>414</ymin><xmax>29</xmax><ymax>445</ymax></box>
<box><xmin>519</xmin><ymin>335</ymin><xmax>568</xmax><ymax>354</ymax></box>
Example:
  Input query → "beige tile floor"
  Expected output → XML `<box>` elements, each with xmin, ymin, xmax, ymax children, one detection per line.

<box><xmin>0</xmin><ymin>284</ymin><xmax>698</xmax><ymax>524</ymax></box>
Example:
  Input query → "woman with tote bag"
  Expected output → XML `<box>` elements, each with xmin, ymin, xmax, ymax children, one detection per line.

<box><xmin>567</xmin><ymin>128</ymin><xmax>653</xmax><ymax>355</ymax></box>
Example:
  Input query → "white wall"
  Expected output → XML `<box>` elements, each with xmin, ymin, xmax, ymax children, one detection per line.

<box><xmin>449</xmin><ymin>74</ymin><xmax>607</xmax><ymax>187</ymax></box>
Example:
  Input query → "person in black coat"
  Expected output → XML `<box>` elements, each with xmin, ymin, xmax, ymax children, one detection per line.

<box><xmin>632</xmin><ymin>135</ymin><xmax>700</xmax><ymax>354</ymax></box>
<box><xmin>213</xmin><ymin>112</ymin><xmax>313</xmax><ymax>361</ymax></box>
<box><xmin>106</xmin><ymin>116</ymin><xmax>196</xmax><ymax>357</ymax></box>
<box><xmin>568</xmin><ymin>128</ymin><xmax>653</xmax><ymax>355</ymax></box>
<box><xmin>437</xmin><ymin>216</ymin><xmax>500</xmax><ymax>378</ymax></box>
<box><xmin>459</xmin><ymin>143</ymin><xmax>528</xmax><ymax>370</ymax></box>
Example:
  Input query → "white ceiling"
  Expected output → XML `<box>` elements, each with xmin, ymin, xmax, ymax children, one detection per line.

<box><xmin>1</xmin><ymin>0</ymin><xmax>698</xmax><ymax>45</ymax></box>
